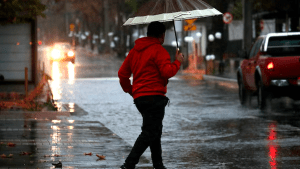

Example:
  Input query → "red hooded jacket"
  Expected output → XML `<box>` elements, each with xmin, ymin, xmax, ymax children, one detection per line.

<box><xmin>118</xmin><ymin>37</ymin><xmax>181</xmax><ymax>99</ymax></box>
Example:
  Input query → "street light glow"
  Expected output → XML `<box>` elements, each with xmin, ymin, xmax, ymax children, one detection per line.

<box><xmin>208</xmin><ymin>34</ymin><xmax>214</xmax><ymax>42</ymax></box>
<box><xmin>171</xmin><ymin>41</ymin><xmax>180</xmax><ymax>47</ymax></box>
<box><xmin>215</xmin><ymin>32</ymin><xmax>222</xmax><ymax>39</ymax></box>
<box><xmin>206</xmin><ymin>54</ymin><xmax>215</xmax><ymax>60</ymax></box>
<box><xmin>81</xmin><ymin>35</ymin><xmax>86</xmax><ymax>40</ymax></box>
<box><xmin>110</xmin><ymin>41</ymin><xmax>115</xmax><ymax>48</ymax></box>
<box><xmin>172</xmin><ymin>41</ymin><xmax>177</xmax><ymax>47</ymax></box>
<box><xmin>184</xmin><ymin>36</ymin><xmax>194</xmax><ymax>42</ymax></box>
<box><xmin>108</xmin><ymin>32</ymin><xmax>114</xmax><ymax>36</ymax></box>
<box><xmin>114</xmin><ymin>36</ymin><xmax>119</xmax><ymax>41</ymax></box>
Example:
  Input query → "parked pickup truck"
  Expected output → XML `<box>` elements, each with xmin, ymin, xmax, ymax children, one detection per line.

<box><xmin>237</xmin><ymin>32</ymin><xmax>300</xmax><ymax>110</ymax></box>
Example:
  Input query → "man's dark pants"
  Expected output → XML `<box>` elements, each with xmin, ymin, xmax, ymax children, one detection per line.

<box><xmin>124</xmin><ymin>95</ymin><xmax>169</xmax><ymax>168</ymax></box>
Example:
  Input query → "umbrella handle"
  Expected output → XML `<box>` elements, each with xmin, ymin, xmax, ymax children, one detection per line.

<box><xmin>173</xmin><ymin>20</ymin><xmax>179</xmax><ymax>50</ymax></box>
<box><xmin>173</xmin><ymin>20</ymin><xmax>184</xmax><ymax>57</ymax></box>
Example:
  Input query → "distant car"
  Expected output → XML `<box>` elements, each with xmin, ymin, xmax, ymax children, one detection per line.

<box><xmin>237</xmin><ymin>32</ymin><xmax>300</xmax><ymax>109</ymax></box>
<box><xmin>50</xmin><ymin>42</ymin><xmax>75</xmax><ymax>64</ymax></box>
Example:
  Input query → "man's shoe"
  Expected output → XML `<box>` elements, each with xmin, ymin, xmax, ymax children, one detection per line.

<box><xmin>154</xmin><ymin>165</ymin><xmax>167</xmax><ymax>169</ymax></box>
<box><xmin>119</xmin><ymin>165</ymin><xmax>126</xmax><ymax>169</ymax></box>
<box><xmin>120</xmin><ymin>164</ymin><xmax>135</xmax><ymax>169</ymax></box>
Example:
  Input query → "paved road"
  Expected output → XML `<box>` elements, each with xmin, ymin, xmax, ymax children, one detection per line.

<box><xmin>49</xmin><ymin>47</ymin><xmax>300</xmax><ymax>168</ymax></box>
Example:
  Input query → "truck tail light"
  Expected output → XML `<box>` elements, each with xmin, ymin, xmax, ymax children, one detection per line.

<box><xmin>267</xmin><ymin>62</ymin><xmax>274</xmax><ymax>70</ymax></box>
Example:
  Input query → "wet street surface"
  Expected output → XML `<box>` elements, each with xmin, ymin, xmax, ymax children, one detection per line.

<box><xmin>51</xmin><ymin>48</ymin><xmax>300</xmax><ymax>168</ymax></box>
<box><xmin>1</xmin><ymin>47</ymin><xmax>300</xmax><ymax>168</ymax></box>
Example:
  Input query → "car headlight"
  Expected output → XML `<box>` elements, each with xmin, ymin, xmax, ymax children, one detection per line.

<box><xmin>51</xmin><ymin>49</ymin><xmax>61</xmax><ymax>59</ymax></box>
<box><xmin>68</xmin><ymin>51</ymin><xmax>75</xmax><ymax>57</ymax></box>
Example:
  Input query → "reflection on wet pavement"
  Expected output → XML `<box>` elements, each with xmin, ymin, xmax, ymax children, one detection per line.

<box><xmin>50</xmin><ymin>77</ymin><xmax>300</xmax><ymax>168</ymax></box>
<box><xmin>67</xmin><ymin>62</ymin><xmax>75</xmax><ymax>84</ymax></box>
<box><xmin>44</xmin><ymin>51</ymin><xmax>300</xmax><ymax>168</ymax></box>
<box><xmin>268</xmin><ymin>123</ymin><xmax>278</xmax><ymax>169</ymax></box>
<box><xmin>51</xmin><ymin>61</ymin><xmax>62</xmax><ymax>101</ymax></box>
<box><xmin>0</xmin><ymin>115</ymin><xmax>150</xmax><ymax>168</ymax></box>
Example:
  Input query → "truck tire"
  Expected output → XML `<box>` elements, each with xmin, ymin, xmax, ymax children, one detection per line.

<box><xmin>238</xmin><ymin>76</ymin><xmax>251</xmax><ymax>106</ymax></box>
<box><xmin>257</xmin><ymin>78</ymin><xmax>271</xmax><ymax>110</ymax></box>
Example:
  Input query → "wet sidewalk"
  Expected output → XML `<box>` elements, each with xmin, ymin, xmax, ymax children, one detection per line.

<box><xmin>0</xmin><ymin>107</ymin><xmax>151</xmax><ymax>169</ymax></box>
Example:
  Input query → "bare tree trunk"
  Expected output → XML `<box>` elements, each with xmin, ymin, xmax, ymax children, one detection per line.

<box><xmin>117</xmin><ymin>0</ymin><xmax>126</xmax><ymax>58</ymax></box>
<box><xmin>254</xmin><ymin>17</ymin><xmax>261</xmax><ymax>38</ymax></box>
<box><xmin>285</xmin><ymin>13</ymin><xmax>289</xmax><ymax>32</ymax></box>
<box><xmin>243</xmin><ymin>0</ymin><xmax>252</xmax><ymax>53</ymax></box>
<box><xmin>104</xmin><ymin>0</ymin><xmax>110</xmax><ymax>53</ymax></box>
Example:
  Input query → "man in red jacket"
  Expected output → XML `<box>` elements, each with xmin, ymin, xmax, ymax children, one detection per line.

<box><xmin>118</xmin><ymin>21</ymin><xmax>183</xmax><ymax>169</ymax></box>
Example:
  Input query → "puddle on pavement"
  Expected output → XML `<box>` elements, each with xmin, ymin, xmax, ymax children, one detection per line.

<box><xmin>162</xmin><ymin>118</ymin><xmax>300</xmax><ymax>168</ymax></box>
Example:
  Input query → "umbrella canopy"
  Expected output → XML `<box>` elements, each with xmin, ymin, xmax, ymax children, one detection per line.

<box><xmin>123</xmin><ymin>0</ymin><xmax>222</xmax><ymax>26</ymax></box>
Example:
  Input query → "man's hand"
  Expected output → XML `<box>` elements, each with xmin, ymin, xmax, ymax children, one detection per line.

<box><xmin>175</xmin><ymin>49</ymin><xmax>184</xmax><ymax>63</ymax></box>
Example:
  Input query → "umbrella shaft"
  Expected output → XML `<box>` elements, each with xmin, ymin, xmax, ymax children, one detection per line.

<box><xmin>173</xmin><ymin>20</ymin><xmax>179</xmax><ymax>50</ymax></box>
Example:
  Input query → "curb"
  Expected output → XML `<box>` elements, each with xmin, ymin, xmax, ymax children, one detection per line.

<box><xmin>203</xmin><ymin>75</ymin><xmax>237</xmax><ymax>83</ymax></box>
<box><xmin>203</xmin><ymin>75</ymin><xmax>238</xmax><ymax>90</ymax></box>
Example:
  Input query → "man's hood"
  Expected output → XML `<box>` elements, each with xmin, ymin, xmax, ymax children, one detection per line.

<box><xmin>134</xmin><ymin>37</ymin><xmax>160</xmax><ymax>52</ymax></box>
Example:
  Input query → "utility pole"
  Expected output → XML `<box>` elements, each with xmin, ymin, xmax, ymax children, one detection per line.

<box><xmin>243</xmin><ymin>0</ymin><xmax>252</xmax><ymax>53</ymax></box>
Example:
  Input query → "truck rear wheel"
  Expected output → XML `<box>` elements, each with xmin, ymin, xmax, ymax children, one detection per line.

<box><xmin>257</xmin><ymin>78</ymin><xmax>271</xmax><ymax>110</ymax></box>
<box><xmin>238</xmin><ymin>76</ymin><xmax>251</xmax><ymax>106</ymax></box>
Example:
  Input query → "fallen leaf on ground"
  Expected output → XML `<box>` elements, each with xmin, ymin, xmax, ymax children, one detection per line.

<box><xmin>20</xmin><ymin>152</ymin><xmax>32</xmax><ymax>155</ymax></box>
<box><xmin>7</xmin><ymin>143</ymin><xmax>16</xmax><ymax>147</ymax></box>
<box><xmin>53</xmin><ymin>154</ymin><xmax>61</xmax><ymax>157</ymax></box>
<box><xmin>84</xmin><ymin>152</ymin><xmax>92</xmax><ymax>156</ymax></box>
<box><xmin>1</xmin><ymin>154</ymin><xmax>13</xmax><ymax>158</ymax></box>
<box><xmin>38</xmin><ymin>159</ymin><xmax>47</xmax><ymax>163</ymax></box>
<box><xmin>96</xmin><ymin>154</ymin><xmax>105</xmax><ymax>160</ymax></box>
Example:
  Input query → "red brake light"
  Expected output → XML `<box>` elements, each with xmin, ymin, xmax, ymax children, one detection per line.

<box><xmin>267</xmin><ymin>62</ymin><xmax>274</xmax><ymax>70</ymax></box>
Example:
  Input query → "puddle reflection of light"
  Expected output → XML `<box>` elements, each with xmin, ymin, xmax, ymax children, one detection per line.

<box><xmin>51</xmin><ymin>132</ymin><xmax>61</xmax><ymax>143</ymax></box>
<box><xmin>68</xmin><ymin>120</ymin><xmax>75</xmax><ymax>123</ymax></box>
<box><xmin>69</xmin><ymin>103</ymin><xmax>75</xmax><ymax>112</ymax></box>
<box><xmin>51</xmin><ymin>146</ymin><xmax>59</xmax><ymax>152</ymax></box>
<box><xmin>68</xmin><ymin>126</ymin><xmax>74</xmax><ymax>130</ymax></box>
<box><xmin>268</xmin><ymin>123</ymin><xmax>278</xmax><ymax>169</ymax></box>
<box><xmin>51</xmin><ymin>62</ymin><xmax>62</xmax><ymax>100</ymax></box>
<box><xmin>55</xmin><ymin>102</ymin><xmax>63</xmax><ymax>111</ymax></box>
<box><xmin>51</xmin><ymin>125</ymin><xmax>60</xmax><ymax>130</ymax></box>
<box><xmin>51</xmin><ymin>146</ymin><xmax>61</xmax><ymax>161</ymax></box>
<box><xmin>52</xmin><ymin>120</ymin><xmax>61</xmax><ymax>124</ymax></box>
<box><xmin>68</xmin><ymin>62</ymin><xmax>75</xmax><ymax>84</ymax></box>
